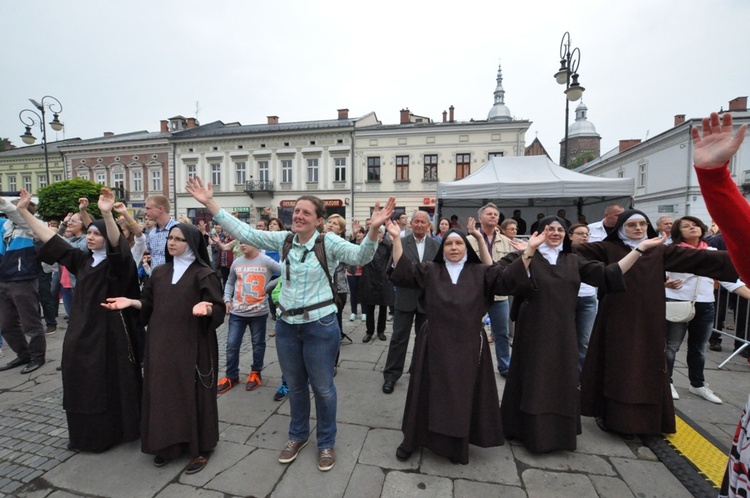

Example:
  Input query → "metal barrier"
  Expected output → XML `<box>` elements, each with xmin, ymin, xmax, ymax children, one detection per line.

<box><xmin>711</xmin><ymin>288</ymin><xmax>750</xmax><ymax>369</ymax></box>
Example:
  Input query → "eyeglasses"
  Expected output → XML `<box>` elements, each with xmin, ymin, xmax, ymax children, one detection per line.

<box><xmin>67</xmin><ymin>219</ymin><xmax>82</xmax><ymax>224</ymax></box>
<box><xmin>572</xmin><ymin>231</ymin><xmax>589</xmax><ymax>237</ymax></box>
<box><xmin>167</xmin><ymin>235</ymin><xmax>187</xmax><ymax>242</ymax></box>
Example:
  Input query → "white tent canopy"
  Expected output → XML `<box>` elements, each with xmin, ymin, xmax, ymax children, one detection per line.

<box><xmin>436</xmin><ymin>156</ymin><xmax>634</xmax><ymax>231</ymax></box>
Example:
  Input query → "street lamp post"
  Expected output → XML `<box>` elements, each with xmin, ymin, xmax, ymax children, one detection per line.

<box><xmin>554</xmin><ymin>32</ymin><xmax>585</xmax><ymax>168</ymax></box>
<box><xmin>18</xmin><ymin>96</ymin><xmax>64</xmax><ymax>187</ymax></box>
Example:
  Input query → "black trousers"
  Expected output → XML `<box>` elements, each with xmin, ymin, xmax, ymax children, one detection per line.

<box><xmin>383</xmin><ymin>309</ymin><xmax>426</xmax><ymax>382</ymax></box>
<box><xmin>364</xmin><ymin>304</ymin><xmax>388</xmax><ymax>335</ymax></box>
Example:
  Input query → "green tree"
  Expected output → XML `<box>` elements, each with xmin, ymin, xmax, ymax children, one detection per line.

<box><xmin>36</xmin><ymin>178</ymin><xmax>105</xmax><ymax>221</ymax></box>
<box><xmin>567</xmin><ymin>152</ymin><xmax>597</xmax><ymax>169</ymax></box>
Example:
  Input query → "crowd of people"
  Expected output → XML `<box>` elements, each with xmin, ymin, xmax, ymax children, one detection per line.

<box><xmin>2</xmin><ymin>112</ymin><xmax>750</xmax><ymax>492</ymax></box>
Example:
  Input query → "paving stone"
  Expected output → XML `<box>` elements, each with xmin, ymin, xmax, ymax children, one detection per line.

<box><xmin>156</xmin><ymin>483</ymin><xmax>225</xmax><ymax>498</ymax></box>
<box><xmin>453</xmin><ymin>479</ymin><xmax>527</xmax><ymax>498</ymax></box>
<box><xmin>575</xmin><ymin>417</ymin><xmax>638</xmax><ymax>458</ymax></box>
<box><xmin>203</xmin><ymin>448</ymin><xmax>282</xmax><ymax>497</ymax></box>
<box><xmin>610</xmin><ymin>456</ymin><xmax>691</xmax><ymax>497</ymax></box>
<box><xmin>219</xmin><ymin>424</ymin><xmax>256</xmax><ymax>445</ymax></box>
<box><xmin>180</xmin><ymin>441</ymin><xmax>254</xmax><ymax>488</ymax></box>
<box><xmin>636</xmin><ymin>445</ymin><xmax>659</xmax><ymax>461</ymax></box>
<box><xmin>217</xmin><ymin>384</ymin><xmax>279</xmax><ymax>427</ymax></box>
<box><xmin>1</xmin><ymin>479</ymin><xmax>23</xmax><ymax>494</ymax></box>
<box><xmin>21</xmin><ymin>469</ymin><xmax>43</xmax><ymax>483</ymax></box>
<box><xmin>589</xmin><ymin>475</ymin><xmax>636</xmax><ymax>498</ymax></box>
<box><xmin>512</xmin><ymin>445</ymin><xmax>616</xmax><ymax>476</ymax></box>
<box><xmin>381</xmin><ymin>471</ymin><xmax>453</xmax><ymax>498</ymax></box>
<box><xmin>247</xmin><ymin>414</ymin><xmax>311</xmax><ymax>451</ymax></box>
<box><xmin>334</xmin><ymin>368</ymin><xmax>406</xmax><ymax>430</ymax></box>
<box><xmin>358</xmin><ymin>428</ymin><xmax>419</xmax><ymax>470</ymax></box>
<box><xmin>421</xmin><ymin>444</ymin><xmax>521</xmax><ymax>486</ymax></box>
<box><xmin>522</xmin><ymin>468</ymin><xmax>597</xmax><ymax>498</ymax></box>
<box><xmin>343</xmin><ymin>463</ymin><xmax>385</xmax><ymax>498</ymax></box>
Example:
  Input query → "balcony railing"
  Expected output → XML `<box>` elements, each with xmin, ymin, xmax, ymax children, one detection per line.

<box><xmin>244</xmin><ymin>180</ymin><xmax>275</xmax><ymax>198</ymax></box>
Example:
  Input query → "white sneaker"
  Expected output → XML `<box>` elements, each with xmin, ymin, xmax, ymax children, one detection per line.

<box><xmin>689</xmin><ymin>384</ymin><xmax>722</xmax><ymax>404</ymax></box>
<box><xmin>360</xmin><ymin>314</ymin><xmax>366</xmax><ymax>321</ymax></box>
<box><xmin>0</xmin><ymin>349</ymin><xmax>4</xmax><ymax>358</ymax></box>
<box><xmin>670</xmin><ymin>383</ymin><xmax>679</xmax><ymax>400</ymax></box>
<box><xmin>349</xmin><ymin>313</ymin><xmax>356</xmax><ymax>321</ymax></box>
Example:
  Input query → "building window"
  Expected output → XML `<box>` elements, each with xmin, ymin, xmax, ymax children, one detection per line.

<box><xmin>53</xmin><ymin>174</ymin><xmax>62</xmax><ymax>183</ymax></box>
<box><xmin>617</xmin><ymin>168</ymin><xmax>624</xmax><ymax>178</ymax></box>
<box><xmin>282</xmin><ymin>159</ymin><xmax>293</xmax><ymax>183</ymax></box>
<box><xmin>456</xmin><ymin>153</ymin><xmax>471</xmax><ymax>179</ymax></box>
<box><xmin>187</xmin><ymin>164</ymin><xmax>197</xmax><ymax>181</ymax></box>
<box><xmin>367</xmin><ymin>157</ymin><xmax>381</xmax><ymax>181</ymax></box>
<box><xmin>234</xmin><ymin>162</ymin><xmax>246</xmax><ymax>184</ymax></box>
<box><xmin>132</xmin><ymin>171</ymin><xmax>142</xmax><ymax>192</ymax></box>
<box><xmin>23</xmin><ymin>175</ymin><xmax>32</xmax><ymax>191</ymax></box>
<box><xmin>96</xmin><ymin>172</ymin><xmax>106</xmax><ymax>185</ymax></box>
<box><xmin>423</xmin><ymin>154</ymin><xmax>438</xmax><ymax>180</ymax></box>
<box><xmin>8</xmin><ymin>176</ymin><xmax>17</xmax><ymax>190</ymax></box>
<box><xmin>258</xmin><ymin>160</ymin><xmax>269</xmax><ymax>182</ymax></box>
<box><xmin>113</xmin><ymin>172</ymin><xmax>124</xmax><ymax>190</ymax></box>
<box><xmin>211</xmin><ymin>163</ymin><xmax>221</xmax><ymax>186</ymax></box>
<box><xmin>307</xmin><ymin>158</ymin><xmax>319</xmax><ymax>183</ymax></box>
<box><xmin>396</xmin><ymin>155</ymin><xmax>409</xmax><ymax>180</ymax></box>
<box><xmin>334</xmin><ymin>158</ymin><xmax>346</xmax><ymax>182</ymax></box>
<box><xmin>38</xmin><ymin>174</ymin><xmax>47</xmax><ymax>189</ymax></box>
<box><xmin>488</xmin><ymin>151</ymin><xmax>504</xmax><ymax>159</ymax></box>
<box><xmin>151</xmin><ymin>170</ymin><xmax>162</xmax><ymax>192</ymax></box>
<box><xmin>638</xmin><ymin>163</ymin><xmax>647</xmax><ymax>187</ymax></box>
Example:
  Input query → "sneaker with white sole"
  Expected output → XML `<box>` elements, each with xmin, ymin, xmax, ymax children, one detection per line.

<box><xmin>689</xmin><ymin>384</ymin><xmax>722</xmax><ymax>404</ymax></box>
<box><xmin>349</xmin><ymin>313</ymin><xmax>356</xmax><ymax>321</ymax></box>
<box><xmin>670</xmin><ymin>383</ymin><xmax>679</xmax><ymax>400</ymax></box>
<box><xmin>360</xmin><ymin>314</ymin><xmax>366</xmax><ymax>321</ymax></box>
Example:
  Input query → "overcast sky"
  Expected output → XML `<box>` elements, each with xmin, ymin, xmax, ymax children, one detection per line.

<box><xmin>2</xmin><ymin>0</ymin><xmax>748</xmax><ymax>162</ymax></box>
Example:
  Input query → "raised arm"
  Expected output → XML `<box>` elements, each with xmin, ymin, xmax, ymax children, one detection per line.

<box><xmin>78</xmin><ymin>197</ymin><xmax>94</xmax><ymax>227</ymax></box>
<box><xmin>616</xmin><ymin>233</ymin><xmax>666</xmax><ymax>274</ymax></box>
<box><xmin>692</xmin><ymin>112</ymin><xmax>747</xmax><ymax>169</ymax></box>
<box><xmin>467</xmin><ymin>217</ymin><xmax>492</xmax><ymax>265</ymax></box>
<box><xmin>98</xmin><ymin>189</ymin><xmax>121</xmax><ymax>249</ymax></box>
<box><xmin>114</xmin><ymin>201</ymin><xmax>143</xmax><ymax>237</ymax></box>
<box><xmin>367</xmin><ymin>197</ymin><xmax>396</xmax><ymax>242</ymax></box>
<box><xmin>185</xmin><ymin>176</ymin><xmax>221</xmax><ymax>215</ymax></box>
<box><xmin>385</xmin><ymin>220</ymin><xmax>402</xmax><ymax>266</ymax></box>
<box><xmin>9</xmin><ymin>189</ymin><xmax>57</xmax><ymax>243</ymax></box>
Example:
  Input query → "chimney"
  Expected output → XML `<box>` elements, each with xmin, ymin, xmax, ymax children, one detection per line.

<box><xmin>449</xmin><ymin>105</ymin><xmax>455</xmax><ymax>123</ymax></box>
<box><xmin>729</xmin><ymin>96</ymin><xmax>748</xmax><ymax>112</ymax></box>
<box><xmin>186</xmin><ymin>117</ymin><xmax>197</xmax><ymax>129</ymax></box>
<box><xmin>442</xmin><ymin>110</ymin><xmax>447</xmax><ymax>123</ymax></box>
<box><xmin>400</xmin><ymin>108</ymin><xmax>410</xmax><ymax>124</ymax></box>
<box><xmin>160</xmin><ymin>120</ymin><xmax>168</xmax><ymax>133</ymax></box>
<box><xmin>103</xmin><ymin>132</ymin><xmax>114</xmax><ymax>137</ymax></box>
<box><xmin>337</xmin><ymin>108</ymin><xmax>349</xmax><ymax>120</ymax></box>
<box><xmin>267</xmin><ymin>116</ymin><xmax>279</xmax><ymax>125</ymax></box>
<box><xmin>674</xmin><ymin>114</ymin><xmax>686</xmax><ymax>127</ymax></box>
<box><xmin>619</xmin><ymin>139</ymin><xmax>641</xmax><ymax>153</ymax></box>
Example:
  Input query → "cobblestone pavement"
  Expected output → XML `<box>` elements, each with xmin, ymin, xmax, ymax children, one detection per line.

<box><xmin>1</xmin><ymin>308</ymin><xmax>748</xmax><ymax>497</ymax></box>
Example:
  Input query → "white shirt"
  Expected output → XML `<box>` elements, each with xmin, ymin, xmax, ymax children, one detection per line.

<box><xmin>587</xmin><ymin>220</ymin><xmax>608</xmax><ymax>242</ymax></box>
<box><xmin>414</xmin><ymin>234</ymin><xmax>426</xmax><ymax>262</ymax></box>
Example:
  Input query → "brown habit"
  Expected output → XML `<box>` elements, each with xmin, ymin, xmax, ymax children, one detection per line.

<box><xmin>39</xmin><ymin>234</ymin><xmax>142</xmax><ymax>452</ymax></box>
<box><xmin>500</xmin><ymin>252</ymin><xmax>624</xmax><ymax>453</ymax></box>
<box><xmin>576</xmin><ymin>241</ymin><xmax>737</xmax><ymax>435</ymax></box>
<box><xmin>390</xmin><ymin>255</ymin><xmax>505</xmax><ymax>464</ymax></box>
<box><xmin>139</xmin><ymin>262</ymin><xmax>225</xmax><ymax>459</ymax></box>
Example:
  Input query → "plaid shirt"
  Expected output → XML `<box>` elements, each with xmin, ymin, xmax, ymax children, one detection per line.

<box><xmin>213</xmin><ymin>209</ymin><xmax>377</xmax><ymax>324</ymax></box>
<box><xmin>147</xmin><ymin>217</ymin><xmax>177</xmax><ymax>269</ymax></box>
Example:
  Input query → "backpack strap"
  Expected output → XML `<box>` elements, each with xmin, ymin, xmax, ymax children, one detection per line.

<box><xmin>280</xmin><ymin>232</ymin><xmax>341</xmax><ymax>309</ymax></box>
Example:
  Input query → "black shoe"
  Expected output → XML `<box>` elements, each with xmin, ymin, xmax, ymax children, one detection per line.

<box><xmin>709</xmin><ymin>343</ymin><xmax>722</xmax><ymax>352</ymax></box>
<box><xmin>20</xmin><ymin>359</ymin><xmax>45</xmax><ymax>374</ymax></box>
<box><xmin>499</xmin><ymin>370</ymin><xmax>508</xmax><ymax>378</ymax></box>
<box><xmin>377</xmin><ymin>332</ymin><xmax>387</xmax><ymax>341</ymax></box>
<box><xmin>595</xmin><ymin>416</ymin><xmax>611</xmax><ymax>433</ymax></box>
<box><xmin>363</xmin><ymin>334</ymin><xmax>373</xmax><ymax>343</ymax></box>
<box><xmin>382</xmin><ymin>380</ymin><xmax>395</xmax><ymax>394</ymax></box>
<box><xmin>396</xmin><ymin>445</ymin><xmax>412</xmax><ymax>462</ymax></box>
<box><xmin>0</xmin><ymin>356</ymin><xmax>30</xmax><ymax>371</ymax></box>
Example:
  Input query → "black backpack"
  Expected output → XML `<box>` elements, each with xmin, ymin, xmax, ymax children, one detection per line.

<box><xmin>281</xmin><ymin>233</ymin><xmax>341</xmax><ymax>308</ymax></box>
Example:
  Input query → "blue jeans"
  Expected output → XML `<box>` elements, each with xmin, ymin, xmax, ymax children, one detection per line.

<box><xmin>489</xmin><ymin>300</ymin><xmax>510</xmax><ymax>374</ymax></box>
<box><xmin>275</xmin><ymin>313</ymin><xmax>340</xmax><ymax>450</ymax></box>
<box><xmin>61</xmin><ymin>287</ymin><xmax>74</xmax><ymax>317</ymax></box>
<box><xmin>226</xmin><ymin>313</ymin><xmax>268</xmax><ymax>379</ymax></box>
<box><xmin>665</xmin><ymin>301</ymin><xmax>715</xmax><ymax>388</ymax></box>
<box><xmin>575</xmin><ymin>295</ymin><xmax>598</xmax><ymax>372</ymax></box>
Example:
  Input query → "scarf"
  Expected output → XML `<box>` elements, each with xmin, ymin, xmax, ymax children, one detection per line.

<box><xmin>617</xmin><ymin>213</ymin><xmax>647</xmax><ymax>249</ymax></box>
<box><xmin>678</xmin><ymin>240</ymin><xmax>708</xmax><ymax>250</ymax></box>
<box><xmin>172</xmin><ymin>245</ymin><xmax>196</xmax><ymax>284</ymax></box>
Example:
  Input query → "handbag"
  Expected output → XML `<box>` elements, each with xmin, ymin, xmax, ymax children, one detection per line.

<box><xmin>665</xmin><ymin>277</ymin><xmax>700</xmax><ymax>323</ymax></box>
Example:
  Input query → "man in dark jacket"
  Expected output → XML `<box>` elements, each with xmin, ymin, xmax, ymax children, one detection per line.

<box><xmin>382</xmin><ymin>211</ymin><xmax>439</xmax><ymax>394</ymax></box>
<box><xmin>0</xmin><ymin>196</ymin><xmax>46</xmax><ymax>373</ymax></box>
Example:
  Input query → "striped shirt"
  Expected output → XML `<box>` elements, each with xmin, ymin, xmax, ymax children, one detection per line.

<box><xmin>213</xmin><ymin>209</ymin><xmax>377</xmax><ymax>324</ymax></box>
<box><xmin>147</xmin><ymin>217</ymin><xmax>177</xmax><ymax>269</ymax></box>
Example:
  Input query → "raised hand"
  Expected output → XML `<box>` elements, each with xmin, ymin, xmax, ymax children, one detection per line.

<box><xmin>385</xmin><ymin>219</ymin><xmax>401</xmax><ymax>239</ymax></box>
<box><xmin>186</xmin><ymin>176</ymin><xmax>214</xmax><ymax>206</ymax></box>
<box><xmin>98</xmin><ymin>188</ymin><xmax>115</xmax><ymax>213</ymax></box>
<box><xmin>370</xmin><ymin>197</ymin><xmax>397</xmax><ymax>228</ymax></box>
<box><xmin>509</xmin><ymin>238</ymin><xmax>529</xmax><ymax>251</ymax></box>
<box><xmin>16</xmin><ymin>189</ymin><xmax>33</xmax><ymax>210</ymax></box>
<box><xmin>638</xmin><ymin>233</ymin><xmax>667</xmax><ymax>251</ymax></box>
<box><xmin>527</xmin><ymin>231</ymin><xmax>547</xmax><ymax>250</ymax></box>
<box><xmin>113</xmin><ymin>202</ymin><xmax>128</xmax><ymax>215</ymax></box>
<box><xmin>352</xmin><ymin>219</ymin><xmax>362</xmax><ymax>234</ymax></box>
<box><xmin>467</xmin><ymin>217</ymin><xmax>480</xmax><ymax>238</ymax></box>
<box><xmin>78</xmin><ymin>197</ymin><xmax>89</xmax><ymax>211</ymax></box>
<box><xmin>692</xmin><ymin>112</ymin><xmax>748</xmax><ymax>169</ymax></box>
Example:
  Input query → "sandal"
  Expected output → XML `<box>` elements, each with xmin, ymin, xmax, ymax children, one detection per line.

<box><xmin>153</xmin><ymin>455</ymin><xmax>169</xmax><ymax>467</ymax></box>
<box><xmin>185</xmin><ymin>455</ymin><xmax>209</xmax><ymax>474</ymax></box>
